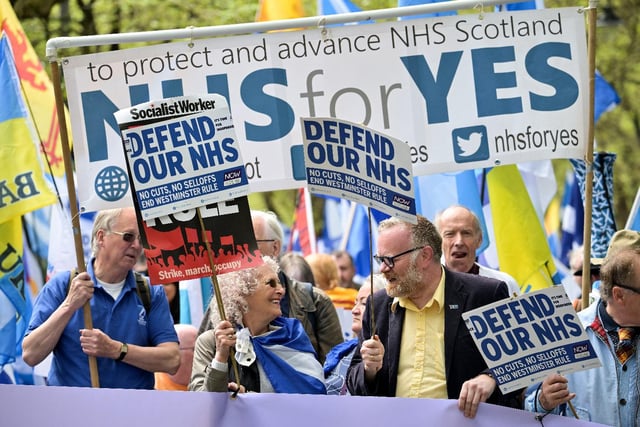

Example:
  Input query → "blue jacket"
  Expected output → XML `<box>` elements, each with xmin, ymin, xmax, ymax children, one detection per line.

<box><xmin>524</xmin><ymin>300</ymin><xmax>640</xmax><ymax>426</ymax></box>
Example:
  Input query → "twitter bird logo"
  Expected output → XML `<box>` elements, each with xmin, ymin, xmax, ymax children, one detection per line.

<box><xmin>456</xmin><ymin>132</ymin><xmax>483</xmax><ymax>157</ymax></box>
<box><xmin>452</xmin><ymin>126</ymin><xmax>489</xmax><ymax>164</ymax></box>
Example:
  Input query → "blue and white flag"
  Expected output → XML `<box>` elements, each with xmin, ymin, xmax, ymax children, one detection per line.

<box><xmin>594</xmin><ymin>70</ymin><xmax>621</xmax><ymax>123</ymax></box>
<box><xmin>560</xmin><ymin>171</ymin><xmax>584</xmax><ymax>267</ymax></box>
<box><xmin>247</xmin><ymin>317</ymin><xmax>326</xmax><ymax>394</ymax></box>
<box><xmin>625</xmin><ymin>187</ymin><xmax>640</xmax><ymax>232</ymax></box>
<box><xmin>398</xmin><ymin>0</ymin><xmax>457</xmax><ymax>19</ymax></box>
<box><xmin>571</xmin><ymin>153</ymin><xmax>617</xmax><ymax>258</ymax></box>
<box><xmin>414</xmin><ymin>170</ymin><xmax>489</xmax><ymax>255</ymax></box>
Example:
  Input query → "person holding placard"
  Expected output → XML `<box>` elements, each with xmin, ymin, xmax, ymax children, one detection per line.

<box><xmin>189</xmin><ymin>257</ymin><xmax>326</xmax><ymax>394</ymax></box>
<box><xmin>524</xmin><ymin>230</ymin><xmax>640</xmax><ymax>426</ymax></box>
<box><xmin>347</xmin><ymin>215</ymin><xmax>521</xmax><ymax>418</ymax></box>
<box><xmin>22</xmin><ymin>207</ymin><xmax>180</xmax><ymax>389</ymax></box>
<box><xmin>435</xmin><ymin>205</ymin><xmax>520</xmax><ymax>296</ymax></box>
<box><xmin>198</xmin><ymin>210</ymin><xmax>343</xmax><ymax>364</ymax></box>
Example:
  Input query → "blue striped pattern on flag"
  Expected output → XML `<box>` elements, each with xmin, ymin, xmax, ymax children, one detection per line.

<box><xmin>251</xmin><ymin>317</ymin><xmax>326</xmax><ymax>394</ymax></box>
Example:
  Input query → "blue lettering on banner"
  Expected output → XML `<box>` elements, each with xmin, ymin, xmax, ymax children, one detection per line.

<box><xmin>467</xmin><ymin>294</ymin><xmax>584</xmax><ymax>362</ymax></box>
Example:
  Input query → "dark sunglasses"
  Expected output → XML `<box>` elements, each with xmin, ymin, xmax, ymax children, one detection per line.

<box><xmin>110</xmin><ymin>230</ymin><xmax>140</xmax><ymax>243</ymax></box>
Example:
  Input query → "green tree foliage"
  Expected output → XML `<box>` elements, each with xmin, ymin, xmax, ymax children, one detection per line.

<box><xmin>12</xmin><ymin>0</ymin><xmax>640</xmax><ymax>229</ymax></box>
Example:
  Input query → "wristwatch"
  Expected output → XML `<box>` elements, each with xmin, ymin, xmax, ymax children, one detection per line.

<box><xmin>117</xmin><ymin>342</ymin><xmax>128</xmax><ymax>361</ymax></box>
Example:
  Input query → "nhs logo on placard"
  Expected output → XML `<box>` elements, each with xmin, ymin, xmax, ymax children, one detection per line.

<box><xmin>392</xmin><ymin>195</ymin><xmax>412</xmax><ymax>211</ymax></box>
<box><xmin>452</xmin><ymin>126</ymin><xmax>489</xmax><ymax>164</ymax></box>
<box><xmin>223</xmin><ymin>168</ymin><xmax>244</xmax><ymax>186</ymax></box>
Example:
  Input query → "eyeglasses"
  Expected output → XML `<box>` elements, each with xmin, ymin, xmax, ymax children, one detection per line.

<box><xmin>255</xmin><ymin>239</ymin><xmax>275</xmax><ymax>243</ymax></box>
<box><xmin>614</xmin><ymin>284</ymin><xmax>640</xmax><ymax>294</ymax></box>
<box><xmin>374</xmin><ymin>246</ymin><xmax>425</xmax><ymax>269</ymax></box>
<box><xmin>109</xmin><ymin>230</ymin><xmax>141</xmax><ymax>243</ymax></box>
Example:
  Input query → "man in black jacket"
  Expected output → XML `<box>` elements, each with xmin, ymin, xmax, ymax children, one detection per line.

<box><xmin>347</xmin><ymin>215</ymin><xmax>521</xmax><ymax>418</ymax></box>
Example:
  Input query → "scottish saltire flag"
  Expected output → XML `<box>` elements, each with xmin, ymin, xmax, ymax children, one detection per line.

<box><xmin>414</xmin><ymin>171</ymin><xmax>489</xmax><ymax>254</ymax></box>
<box><xmin>179</xmin><ymin>278</ymin><xmax>211</xmax><ymax>328</ymax></box>
<box><xmin>626</xmin><ymin>187</ymin><xmax>640</xmax><ymax>231</ymax></box>
<box><xmin>496</xmin><ymin>0</ymin><xmax>544</xmax><ymax>11</ymax></box>
<box><xmin>1</xmin><ymin>0</ymin><xmax>70</xmax><ymax>178</ymax></box>
<box><xmin>249</xmin><ymin>317</ymin><xmax>326</xmax><ymax>394</ymax></box>
<box><xmin>256</xmin><ymin>0</ymin><xmax>304</xmax><ymax>21</ymax></box>
<box><xmin>318</xmin><ymin>0</ymin><xmax>360</xmax><ymax>14</ymax></box>
<box><xmin>594</xmin><ymin>71</ymin><xmax>621</xmax><ymax>122</ymax></box>
<box><xmin>398</xmin><ymin>0</ymin><xmax>457</xmax><ymax>19</ymax></box>
<box><xmin>571</xmin><ymin>153</ymin><xmax>617</xmax><ymax>258</ymax></box>
<box><xmin>487</xmin><ymin>165</ymin><xmax>559</xmax><ymax>293</ymax></box>
<box><xmin>560</xmin><ymin>171</ymin><xmax>584</xmax><ymax>267</ymax></box>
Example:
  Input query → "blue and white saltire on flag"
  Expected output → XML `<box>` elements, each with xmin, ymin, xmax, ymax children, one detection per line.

<box><xmin>318</xmin><ymin>0</ymin><xmax>360</xmax><ymax>15</ymax></box>
<box><xmin>625</xmin><ymin>187</ymin><xmax>640</xmax><ymax>232</ymax></box>
<box><xmin>398</xmin><ymin>0</ymin><xmax>457</xmax><ymax>19</ymax></box>
<box><xmin>242</xmin><ymin>317</ymin><xmax>326</xmax><ymax>394</ymax></box>
<box><xmin>179</xmin><ymin>278</ymin><xmax>211</xmax><ymax>328</ymax></box>
<box><xmin>414</xmin><ymin>171</ymin><xmax>489</xmax><ymax>254</ymax></box>
<box><xmin>560</xmin><ymin>171</ymin><xmax>584</xmax><ymax>267</ymax></box>
<box><xmin>571</xmin><ymin>153</ymin><xmax>617</xmax><ymax>258</ymax></box>
<box><xmin>594</xmin><ymin>70</ymin><xmax>621</xmax><ymax>123</ymax></box>
<box><xmin>496</xmin><ymin>0</ymin><xmax>544</xmax><ymax>11</ymax></box>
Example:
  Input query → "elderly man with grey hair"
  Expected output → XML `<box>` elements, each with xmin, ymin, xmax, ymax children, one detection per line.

<box><xmin>23</xmin><ymin>207</ymin><xmax>180</xmax><ymax>389</ymax></box>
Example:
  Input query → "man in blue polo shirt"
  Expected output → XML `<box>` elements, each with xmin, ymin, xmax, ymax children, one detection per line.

<box><xmin>23</xmin><ymin>207</ymin><xmax>180</xmax><ymax>389</ymax></box>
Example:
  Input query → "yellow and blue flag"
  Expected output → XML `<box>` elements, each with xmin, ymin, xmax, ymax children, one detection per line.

<box><xmin>487</xmin><ymin>165</ymin><xmax>559</xmax><ymax>293</ymax></box>
<box><xmin>0</xmin><ymin>35</ymin><xmax>57</xmax><ymax>223</ymax></box>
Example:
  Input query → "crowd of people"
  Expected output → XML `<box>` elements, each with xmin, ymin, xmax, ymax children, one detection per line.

<box><xmin>22</xmin><ymin>205</ymin><xmax>640</xmax><ymax>426</ymax></box>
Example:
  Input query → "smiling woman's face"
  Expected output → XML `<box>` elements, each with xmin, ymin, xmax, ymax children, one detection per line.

<box><xmin>244</xmin><ymin>264</ymin><xmax>284</xmax><ymax>325</ymax></box>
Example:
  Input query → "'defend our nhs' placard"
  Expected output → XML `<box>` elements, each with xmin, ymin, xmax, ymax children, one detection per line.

<box><xmin>301</xmin><ymin>117</ymin><xmax>416</xmax><ymax>223</ymax></box>
<box><xmin>114</xmin><ymin>94</ymin><xmax>249</xmax><ymax>220</ymax></box>
<box><xmin>462</xmin><ymin>286</ymin><xmax>601</xmax><ymax>394</ymax></box>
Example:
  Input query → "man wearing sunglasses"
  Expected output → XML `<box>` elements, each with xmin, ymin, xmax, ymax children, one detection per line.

<box><xmin>525</xmin><ymin>229</ymin><xmax>640</xmax><ymax>426</ymax></box>
<box><xmin>23</xmin><ymin>207</ymin><xmax>180</xmax><ymax>389</ymax></box>
<box><xmin>347</xmin><ymin>215</ymin><xmax>521</xmax><ymax>418</ymax></box>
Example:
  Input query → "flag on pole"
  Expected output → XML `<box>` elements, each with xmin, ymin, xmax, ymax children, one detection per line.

<box><xmin>318</xmin><ymin>0</ymin><xmax>361</xmax><ymax>15</ymax></box>
<box><xmin>0</xmin><ymin>0</ymin><xmax>71</xmax><ymax>177</ymax></box>
<box><xmin>0</xmin><ymin>218</ymin><xmax>26</xmax><ymax>368</ymax></box>
<box><xmin>288</xmin><ymin>188</ymin><xmax>316</xmax><ymax>256</ymax></box>
<box><xmin>0</xmin><ymin>35</ymin><xmax>57</xmax><ymax>223</ymax></box>
<box><xmin>397</xmin><ymin>0</ymin><xmax>457</xmax><ymax>19</ymax></box>
<box><xmin>570</xmin><ymin>153</ymin><xmax>617</xmax><ymax>258</ymax></box>
<box><xmin>256</xmin><ymin>0</ymin><xmax>304</xmax><ymax>21</ymax></box>
<box><xmin>626</xmin><ymin>187</ymin><xmax>640</xmax><ymax>231</ymax></box>
<box><xmin>559</xmin><ymin>171</ymin><xmax>584</xmax><ymax>267</ymax></box>
<box><xmin>594</xmin><ymin>70</ymin><xmax>621</xmax><ymax>123</ymax></box>
<box><xmin>487</xmin><ymin>165</ymin><xmax>559</xmax><ymax>293</ymax></box>
<box><xmin>414</xmin><ymin>171</ymin><xmax>489</xmax><ymax>255</ymax></box>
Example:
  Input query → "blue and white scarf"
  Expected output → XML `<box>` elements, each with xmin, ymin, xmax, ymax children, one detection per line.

<box><xmin>235</xmin><ymin>317</ymin><xmax>326</xmax><ymax>394</ymax></box>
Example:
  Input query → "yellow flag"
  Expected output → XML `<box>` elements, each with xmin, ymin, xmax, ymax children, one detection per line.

<box><xmin>487</xmin><ymin>165</ymin><xmax>557</xmax><ymax>293</ymax></box>
<box><xmin>256</xmin><ymin>0</ymin><xmax>304</xmax><ymax>22</ymax></box>
<box><xmin>0</xmin><ymin>36</ymin><xmax>57</xmax><ymax>223</ymax></box>
<box><xmin>0</xmin><ymin>0</ymin><xmax>71</xmax><ymax>177</ymax></box>
<box><xmin>0</xmin><ymin>216</ymin><xmax>26</xmax><ymax>365</ymax></box>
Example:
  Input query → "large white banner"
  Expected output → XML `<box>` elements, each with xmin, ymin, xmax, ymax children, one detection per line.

<box><xmin>63</xmin><ymin>8</ymin><xmax>588</xmax><ymax>212</ymax></box>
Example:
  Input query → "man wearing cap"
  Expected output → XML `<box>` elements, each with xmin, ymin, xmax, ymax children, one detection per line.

<box><xmin>524</xmin><ymin>229</ymin><xmax>640</xmax><ymax>426</ymax></box>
